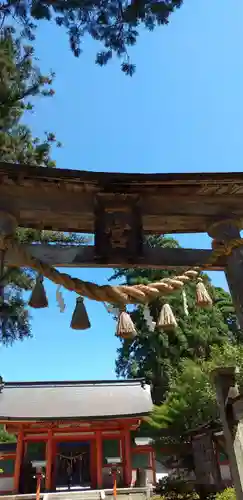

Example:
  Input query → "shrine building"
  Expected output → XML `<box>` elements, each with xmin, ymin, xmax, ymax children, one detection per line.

<box><xmin>0</xmin><ymin>379</ymin><xmax>154</xmax><ymax>495</ymax></box>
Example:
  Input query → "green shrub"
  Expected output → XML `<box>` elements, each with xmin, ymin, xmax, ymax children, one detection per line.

<box><xmin>215</xmin><ymin>489</ymin><xmax>236</xmax><ymax>500</ymax></box>
<box><xmin>155</xmin><ymin>477</ymin><xmax>199</xmax><ymax>499</ymax></box>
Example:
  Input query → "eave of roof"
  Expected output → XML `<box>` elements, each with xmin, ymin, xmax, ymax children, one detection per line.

<box><xmin>3</xmin><ymin>378</ymin><xmax>145</xmax><ymax>388</ymax></box>
<box><xmin>0</xmin><ymin>413</ymin><xmax>148</xmax><ymax>422</ymax></box>
<box><xmin>0</xmin><ymin>378</ymin><xmax>153</xmax><ymax>421</ymax></box>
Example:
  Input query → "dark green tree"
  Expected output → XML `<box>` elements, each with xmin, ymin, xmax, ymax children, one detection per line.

<box><xmin>112</xmin><ymin>236</ymin><xmax>243</xmax><ymax>486</ymax></box>
<box><xmin>151</xmin><ymin>357</ymin><xmax>218</xmax><ymax>437</ymax></box>
<box><xmin>111</xmin><ymin>235</ymin><xmax>241</xmax><ymax>405</ymax></box>
<box><xmin>0</xmin><ymin>28</ymin><xmax>85</xmax><ymax>345</ymax></box>
<box><xmin>0</xmin><ymin>26</ymin><xmax>58</xmax><ymax>166</ymax></box>
<box><xmin>147</xmin><ymin>342</ymin><xmax>243</xmax><ymax>482</ymax></box>
<box><xmin>0</xmin><ymin>425</ymin><xmax>15</xmax><ymax>443</ymax></box>
<box><xmin>0</xmin><ymin>0</ymin><xmax>183</xmax><ymax>75</ymax></box>
<box><xmin>150</xmin><ymin>343</ymin><xmax>243</xmax><ymax>439</ymax></box>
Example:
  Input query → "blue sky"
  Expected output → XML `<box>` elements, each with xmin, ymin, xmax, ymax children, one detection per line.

<box><xmin>1</xmin><ymin>0</ymin><xmax>243</xmax><ymax>382</ymax></box>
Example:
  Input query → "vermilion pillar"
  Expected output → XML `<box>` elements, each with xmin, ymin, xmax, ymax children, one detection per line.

<box><xmin>45</xmin><ymin>430</ymin><xmax>53</xmax><ymax>491</ymax></box>
<box><xmin>123</xmin><ymin>429</ymin><xmax>132</xmax><ymax>487</ymax></box>
<box><xmin>96</xmin><ymin>431</ymin><xmax>103</xmax><ymax>488</ymax></box>
<box><xmin>14</xmin><ymin>430</ymin><xmax>24</xmax><ymax>493</ymax></box>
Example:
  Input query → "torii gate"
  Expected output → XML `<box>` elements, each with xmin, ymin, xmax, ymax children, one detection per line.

<box><xmin>1</xmin><ymin>161</ymin><xmax>243</xmax><ymax>498</ymax></box>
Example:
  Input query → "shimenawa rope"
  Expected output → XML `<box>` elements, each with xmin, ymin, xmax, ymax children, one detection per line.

<box><xmin>1</xmin><ymin>234</ymin><xmax>243</xmax><ymax>306</ymax></box>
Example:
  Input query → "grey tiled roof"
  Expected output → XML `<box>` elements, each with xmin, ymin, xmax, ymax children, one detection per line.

<box><xmin>0</xmin><ymin>379</ymin><xmax>153</xmax><ymax>420</ymax></box>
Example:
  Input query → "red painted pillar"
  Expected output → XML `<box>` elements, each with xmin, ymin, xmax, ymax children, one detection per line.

<box><xmin>14</xmin><ymin>430</ymin><xmax>24</xmax><ymax>493</ymax></box>
<box><xmin>123</xmin><ymin>429</ymin><xmax>132</xmax><ymax>487</ymax></box>
<box><xmin>96</xmin><ymin>431</ymin><xmax>103</xmax><ymax>489</ymax></box>
<box><xmin>45</xmin><ymin>430</ymin><xmax>53</xmax><ymax>491</ymax></box>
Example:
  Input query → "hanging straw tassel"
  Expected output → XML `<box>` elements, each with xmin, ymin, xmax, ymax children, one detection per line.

<box><xmin>116</xmin><ymin>308</ymin><xmax>137</xmax><ymax>339</ymax></box>
<box><xmin>28</xmin><ymin>274</ymin><xmax>48</xmax><ymax>308</ymax></box>
<box><xmin>157</xmin><ymin>303</ymin><xmax>177</xmax><ymax>331</ymax></box>
<box><xmin>71</xmin><ymin>296</ymin><xmax>91</xmax><ymax>330</ymax></box>
<box><xmin>196</xmin><ymin>278</ymin><xmax>213</xmax><ymax>308</ymax></box>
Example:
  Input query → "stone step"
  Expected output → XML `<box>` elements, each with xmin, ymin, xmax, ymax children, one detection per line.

<box><xmin>44</xmin><ymin>487</ymin><xmax>149</xmax><ymax>500</ymax></box>
<box><xmin>0</xmin><ymin>487</ymin><xmax>150</xmax><ymax>500</ymax></box>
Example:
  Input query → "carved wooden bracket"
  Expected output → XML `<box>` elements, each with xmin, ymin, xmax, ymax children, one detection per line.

<box><xmin>208</xmin><ymin>219</ymin><xmax>241</xmax><ymax>241</ymax></box>
<box><xmin>94</xmin><ymin>194</ymin><xmax>143</xmax><ymax>264</ymax></box>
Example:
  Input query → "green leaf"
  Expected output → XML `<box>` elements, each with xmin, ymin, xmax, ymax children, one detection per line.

<box><xmin>31</xmin><ymin>3</ymin><xmax>51</xmax><ymax>19</ymax></box>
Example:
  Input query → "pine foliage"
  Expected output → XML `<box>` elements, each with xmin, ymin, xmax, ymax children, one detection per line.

<box><xmin>0</xmin><ymin>28</ymin><xmax>86</xmax><ymax>345</ymax></box>
<box><xmin>0</xmin><ymin>0</ymin><xmax>184</xmax><ymax>74</ymax></box>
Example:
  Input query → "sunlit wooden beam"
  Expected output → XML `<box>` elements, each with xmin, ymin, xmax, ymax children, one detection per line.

<box><xmin>4</xmin><ymin>244</ymin><xmax>225</xmax><ymax>270</ymax></box>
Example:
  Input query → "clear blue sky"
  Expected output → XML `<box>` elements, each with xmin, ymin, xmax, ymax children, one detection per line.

<box><xmin>1</xmin><ymin>0</ymin><xmax>243</xmax><ymax>382</ymax></box>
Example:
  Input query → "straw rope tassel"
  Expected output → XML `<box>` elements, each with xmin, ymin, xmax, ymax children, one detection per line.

<box><xmin>157</xmin><ymin>303</ymin><xmax>177</xmax><ymax>331</ymax></box>
<box><xmin>116</xmin><ymin>308</ymin><xmax>137</xmax><ymax>339</ymax></box>
<box><xmin>28</xmin><ymin>274</ymin><xmax>48</xmax><ymax>308</ymax></box>
<box><xmin>196</xmin><ymin>278</ymin><xmax>213</xmax><ymax>308</ymax></box>
<box><xmin>70</xmin><ymin>296</ymin><xmax>91</xmax><ymax>330</ymax></box>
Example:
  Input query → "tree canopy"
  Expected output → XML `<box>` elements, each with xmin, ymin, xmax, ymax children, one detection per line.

<box><xmin>0</xmin><ymin>28</ymin><xmax>85</xmax><ymax>345</ymax></box>
<box><xmin>0</xmin><ymin>0</ymin><xmax>183</xmax><ymax>75</ymax></box>
<box><xmin>110</xmin><ymin>234</ymin><xmax>243</xmax><ymax>467</ymax></box>
<box><xmin>150</xmin><ymin>343</ymin><xmax>243</xmax><ymax>441</ymax></box>
<box><xmin>146</xmin><ymin>342</ymin><xmax>243</xmax><ymax>480</ymax></box>
<box><xmin>0</xmin><ymin>26</ymin><xmax>58</xmax><ymax>167</ymax></box>
<box><xmin>0</xmin><ymin>425</ymin><xmax>15</xmax><ymax>443</ymax></box>
<box><xmin>112</xmin><ymin>236</ymin><xmax>240</xmax><ymax>406</ymax></box>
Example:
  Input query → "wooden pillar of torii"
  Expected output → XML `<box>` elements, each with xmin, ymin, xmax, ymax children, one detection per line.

<box><xmin>208</xmin><ymin>219</ymin><xmax>243</xmax><ymax>500</ymax></box>
<box><xmin>208</xmin><ymin>219</ymin><xmax>243</xmax><ymax>330</ymax></box>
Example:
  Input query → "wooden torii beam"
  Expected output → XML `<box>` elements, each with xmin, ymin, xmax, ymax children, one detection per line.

<box><xmin>0</xmin><ymin>162</ymin><xmax>243</xmax><ymax>236</ymax></box>
<box><xmin>0</xmin><ymin>161</ymin><xmax>243</xmax><ymax>270</ymax></box>
<box><xmin>3</xmin><ymin>244</ymin><xmax>226</xmax><ymax>270</ymax></box>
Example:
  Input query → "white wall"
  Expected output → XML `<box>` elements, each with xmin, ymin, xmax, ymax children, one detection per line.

<box><xmin>0</xmin><ymin>477</ymin><xmax>14</xmax><ymax>493</ymax></box>
<box><xmin>155</xmin><ymin>460</ymin><xmax>168</xmax><ymax>482</ymax></box>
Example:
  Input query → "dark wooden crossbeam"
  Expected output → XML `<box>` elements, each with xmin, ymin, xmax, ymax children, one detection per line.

<box><xmin>4</xmin><ymin>244</ymin><xmax>226</xmax><ymax>270</ymax></box>
<box><xmin>1</xmin><ymin>162</ymin><xmax>243</xmax><ymax>234</ymax></box>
